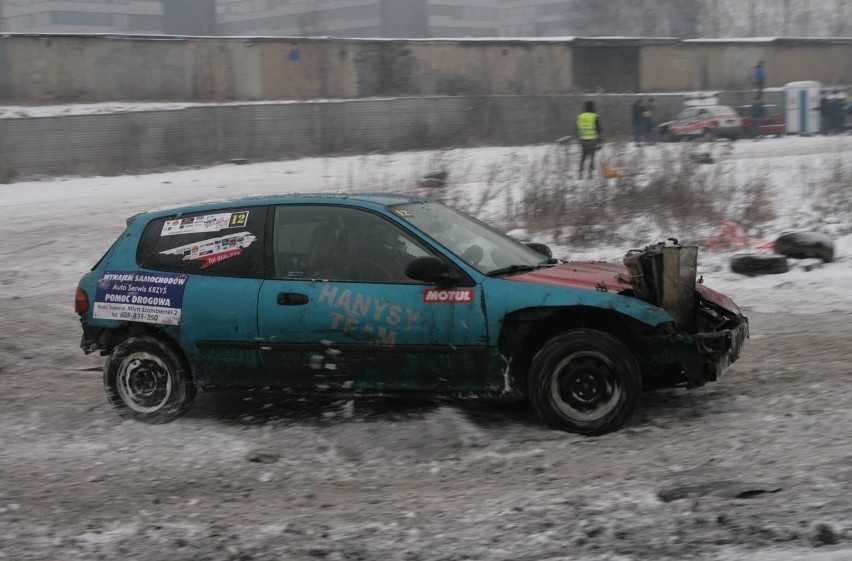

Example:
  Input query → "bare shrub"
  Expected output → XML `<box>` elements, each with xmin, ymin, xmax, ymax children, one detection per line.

<box><xmin>446</xmin><ymin>140</ymin><xmax>852</xmax><ymax>251</ymax></box>
<box><xmin>567</xmin><ymin>144</ymin><xmax>733</xmax><ymax>245</ymax></box>
<box><xmin>814</xmin><ymin>157</ymin><xmax>852</xmax><ymax>215</ymax></box>
<box><xmin>519</xmin><ymin>149</ymin><xmax>572</xmax><ymax>232</ymax></box>
<box><xmin>468</xmin><ymin>142</ymin><xmax>742</xmax><ymax>248</ymax></box>
<box><xmin>442</xmin><ymin>141</ymin><xmax>852</xmax><ymax>250</ymax></box>
<box><xmin>799</xmin><ymin>161</ymin><xmax>820</xmax><ymax>199</ymax></box>
<box><xmin>738</xmin><ymin>177</ymin><xmax>777</xmax><ymax>225</ymax></box>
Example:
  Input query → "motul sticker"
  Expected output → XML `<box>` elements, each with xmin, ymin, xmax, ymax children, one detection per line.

<box><xmin>423</xmin><ymin>289</ymin><xmax>475</xmax><ymax>303</ymax></box>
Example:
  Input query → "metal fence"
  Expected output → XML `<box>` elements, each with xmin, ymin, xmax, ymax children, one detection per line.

<box><xmin>0</xmin><ymin>91</ymin><xmax>775</xmax><ymax>180</ymax></box>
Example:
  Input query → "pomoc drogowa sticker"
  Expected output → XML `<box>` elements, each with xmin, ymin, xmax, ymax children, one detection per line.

<box><xmin>93</xmin><ymin>271</ymin><xmax>188</xmax><ymax>325</ymax></box>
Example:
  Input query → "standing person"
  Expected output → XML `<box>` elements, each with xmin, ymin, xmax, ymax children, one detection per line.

<box><xmin>642</xmin><ymin>98</ymin><xmax>655</xmax><ymax>143</ymax></box>
<box><xmin>575</xmin><ymin>100</ymin><xmax>602</xmax><ymax>179</ymax></box>
<box><xmin>754</xmin><ymin>61</ymin><xmax>766</xmax><ymax>99</ymax></box>
<box><xmin>632</xmin><ymin>98</ymin><xmax>645</xmax><ymax>144</ymax></box>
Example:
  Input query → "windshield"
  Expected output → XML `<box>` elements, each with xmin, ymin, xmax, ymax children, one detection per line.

<box><xmin>388</xmin><ymin>202</ymin><xmax>550</xmax><ymax>275</ymax></box>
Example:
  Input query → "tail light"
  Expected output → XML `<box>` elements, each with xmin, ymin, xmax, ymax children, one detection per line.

<box><xmin>75</xmin><ymin>288</ymin><xmax>90</xmax><ymax>314</ymax></box>
<box><xmin>709</xmin><ymin>119</ymin><xmax>719</xmax><ymax>128</ymax></box>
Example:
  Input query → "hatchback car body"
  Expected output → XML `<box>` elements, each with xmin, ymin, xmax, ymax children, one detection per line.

<box><xmin>658</xmin><ymin>105</ymin><xmax>742</xmax><ymax>141</ymax></box>
<box><xmin>736</xmin><ymin>104</ymin><xmax>786</xmax><ymax>137</ymax></box>
<box><xmin>75</xmin><ymin>194</ymin><xmax>748</xmax><ymax>435</ymax></box>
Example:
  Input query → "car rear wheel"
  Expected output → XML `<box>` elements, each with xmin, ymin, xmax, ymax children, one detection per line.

<box><xmin>104</xmin><ymin>335</ymin><xmax>196</xmax><ymax>423</ymax></box>
<box><xmin>528</xmin><ymin>330</ymin><xmax>641</xmax><ymax>435</ymax></box>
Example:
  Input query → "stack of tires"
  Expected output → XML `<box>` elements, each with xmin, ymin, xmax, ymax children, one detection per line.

<box><xmin>731</xmin><ymin>232</ymin><xmax>834</xmax><ymax>276</ymax></box>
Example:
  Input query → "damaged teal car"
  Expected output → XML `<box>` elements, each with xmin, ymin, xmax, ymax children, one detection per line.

<box><xmin>75</xmin><ymin>193</ymin><xmax>748</xmax><ymax>435</ymax></box>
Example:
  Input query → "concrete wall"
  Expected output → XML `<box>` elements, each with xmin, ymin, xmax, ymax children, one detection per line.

<box><xmin>0</xmin><ymin>90</ymin><xmax>790</xmax><ymax>181</ymax></box>
<box><xmin>641</xmin><ymin>40</ymin><xmax>852</xmax><ymax>93</ymax></box>
<box><xmin>0</xmin><ymin>95</ymin><xmax>579</xmax><ymax>179</ymax></box>
<box><xmin>1</xmin><ymin>35</ymin><xmax>850</xmax><ymax>104</ymax></box>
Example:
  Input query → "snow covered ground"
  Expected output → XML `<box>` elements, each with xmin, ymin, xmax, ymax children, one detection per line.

<box><xmin>2</xmin><ymin>133</ymin><xmax>852</xmax><ymax>560</ymax></box>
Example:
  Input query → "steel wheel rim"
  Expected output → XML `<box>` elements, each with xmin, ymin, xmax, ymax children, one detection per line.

<box><xmin>549</xmin><ymin>350</ymin><xmax>622</xmax><ymax>422</ymax></box>
<box><xmin>116</xmin><ymin>351</ymin><xmax>172</xmax><ymax>413</ymax></box>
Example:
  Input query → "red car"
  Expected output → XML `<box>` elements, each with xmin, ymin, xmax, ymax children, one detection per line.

<box><xmin>736</xmin><ymin>104</ymin><xmax>786</xmax><ymax>137</ymax></box>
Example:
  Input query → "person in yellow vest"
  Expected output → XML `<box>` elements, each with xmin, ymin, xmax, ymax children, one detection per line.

<box><xmin>575</xmin><ymin>100</ymin><xmax>602</xmax><ymax>178</ymax></box>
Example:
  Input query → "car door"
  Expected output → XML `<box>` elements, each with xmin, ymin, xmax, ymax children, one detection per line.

<box><xmin>134</xmin><ymin>206</ymin><xmax>268</xmax><ymax>387</ymax></box>
<box><xmin>672</xmin><ymin>108</ymin><xmax>697</xmax><ymax>136</ymax></box>
<box><xmin>257</xmin><ymin>204</ymin><xmax>491</xmax><ymax>393</ymax></box>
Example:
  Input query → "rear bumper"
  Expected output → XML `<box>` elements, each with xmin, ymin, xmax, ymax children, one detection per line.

<box><xmin>759</xmin><ymin>124</ymin><xmax>785</xmax><ymax>135</ymax></box>
<box><xmin>79</xmin><ymin>323</ymin><xmax>113</xmax><ymax>355</ymax></box>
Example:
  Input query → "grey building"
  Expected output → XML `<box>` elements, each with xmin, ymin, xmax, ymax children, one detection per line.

<box><xmin>213</xmin><ymin>0</ymin><xmax>571</xmax><ymax>38</ymax></box>
<box><xmin>0</xmin><ymin>0</ymin><xmax>215</xmax><ymax>35</ymax></box>
<box><xmin>215</xmin><ymin>0</ymin><xmax>431</xmax><ymax>37</ymax></box>
<box><xmin>0</xmin><ymin>0</ymin><xmax>570</xmax><ymax>39</ymax></box>
<box><xmin>0</xmin><ymin>0</ymin><xmax>845</xmax><ymax>38</ymax></box>
<box><xmin>1</xmin><ymin>0</ymin><xmax>165</xmax><ymax>33</ymax></box>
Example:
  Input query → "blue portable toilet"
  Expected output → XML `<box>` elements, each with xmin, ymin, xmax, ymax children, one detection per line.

<box><xmin>784</xmin><ymin>81</ymin><xmax>821</xmax><ymax>134</ymax></box>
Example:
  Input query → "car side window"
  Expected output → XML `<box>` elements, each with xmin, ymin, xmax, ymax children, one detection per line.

<box><xmin>136</xmin><ymin>207</ymin><xmax>267</xmax><ymax>278</ymax></box>
<box><xmin>272</xmin><ymin>205</ymin><xmax>432</xmax><ymax>283</ymax></box>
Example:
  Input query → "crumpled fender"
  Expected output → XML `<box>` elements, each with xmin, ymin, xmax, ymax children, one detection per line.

<box><xmin>484</xmin><ymin>275</ymin><xmax>676</xmax><ymax>333</ymax></box>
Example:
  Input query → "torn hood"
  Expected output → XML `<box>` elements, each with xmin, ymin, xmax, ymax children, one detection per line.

<box><xmin>504</xmin><ymin>261</ymin><xmax>743</xmax><ymax>317</ymax></box>
<box><xmin>504</xmin><ymin>262</ymin><xmax>632</xmax><ymax>293</ymax></box>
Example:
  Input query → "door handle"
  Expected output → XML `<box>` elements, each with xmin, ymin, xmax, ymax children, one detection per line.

<box><xmin>277</xmin><ymin>292</ymin><xmax>309</xmax><ymax>306</ymax></box>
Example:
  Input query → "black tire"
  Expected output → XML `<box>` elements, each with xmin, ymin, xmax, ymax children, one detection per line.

<box><xmin>730</xmin><ymin>253</ymin><xmax>789</xmax><ymax>276</ymax></box>
<box><xmin>774</xmin><ymin>231</ymin><xmax>834</xmax><ymax>263</ymax></box>
<box><xmin>104</xmin><ymin>335</ymin><xmax>196</xmax><ymax>423</ymax></box>
<box><xmin>528</xmin><ymin>330</ymin><xmax>641</xmax><ymax>435</ymax></box>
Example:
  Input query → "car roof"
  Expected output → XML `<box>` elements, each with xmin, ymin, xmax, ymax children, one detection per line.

<box><xmin>140</xmin><ymin>192</ymin><xmax>429</xmax><ymax>220</ymax></box>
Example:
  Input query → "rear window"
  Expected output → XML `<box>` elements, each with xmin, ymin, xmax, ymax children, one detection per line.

<box><xmin>136</xmin><ymin>207</ymin><xmax>267</xmax><ymax>278</ymax></box>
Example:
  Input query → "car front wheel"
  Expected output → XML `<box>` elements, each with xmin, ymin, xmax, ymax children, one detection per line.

<box><xmin>104</xmin><ymin>335</ymin><xmax>196</xmax><ymax>423</ymax></box>
<box><xmin>528</xmin><ymin>330</ymin><xmax>641</xmax><ymax>435</ymax></box>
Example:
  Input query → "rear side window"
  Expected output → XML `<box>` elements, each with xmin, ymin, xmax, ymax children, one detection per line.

<box><xmin>136</xmin><ymin>207</ymin><xmax>267</xmax><ymax>278</ymax></box>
